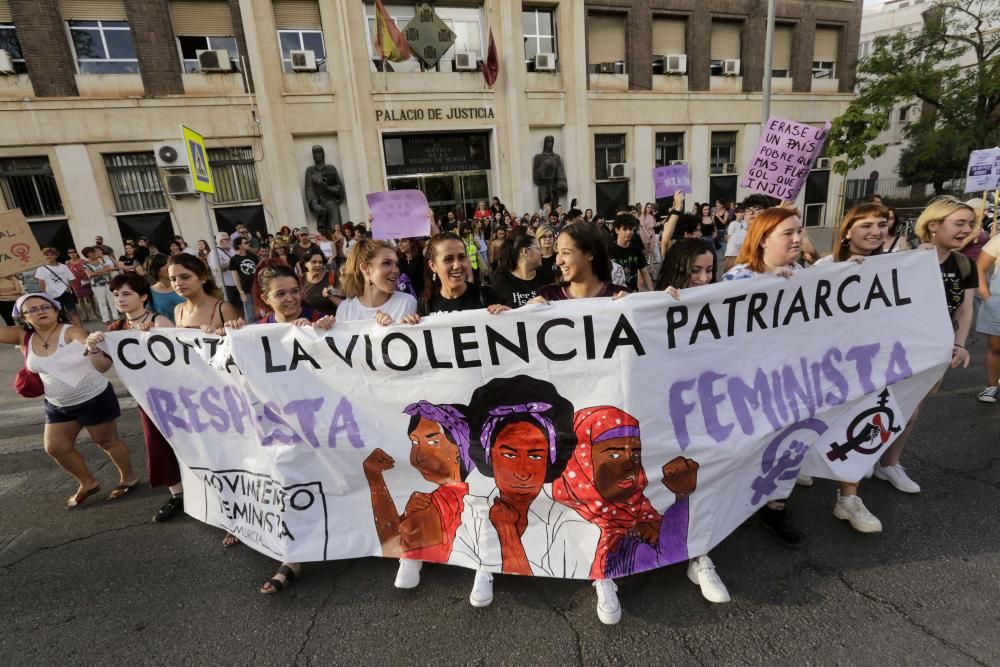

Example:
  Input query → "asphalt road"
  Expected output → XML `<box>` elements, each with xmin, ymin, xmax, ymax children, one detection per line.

<box><xmin>0</xmin><ymin>336</ymin><xmax>997</xmax><ymax>666</ymax></box>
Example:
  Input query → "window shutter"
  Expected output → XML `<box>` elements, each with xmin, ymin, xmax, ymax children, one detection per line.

<box><xmin>814</xmin><ymin>27</ymin><xmax>839</xmax><ymax>62</ymax></box>
<box><xmin>710</xmin><ymin>21</ymin><xmax>741</xmax><ymax>61</ymax></box>
<box><xmin>772</xmin><ymin>25</ymin><xmax>792</xmax><ymax>71</ymax></box>
<box><xmin>170</xmin><ymin>0</ymin><xmax>234</xmax><ymax>36</ymax></box>
<box><xmin>587</xmin><ymin>13</ymin><xmax>625</xmax><ymax>65</ymax></box>
<box><xmin>0</xmin><ymin>1</ymin><xmax>11</xmax><ymax>24</ymax></box>
<box><xmin>652</xmin><ymin>18</ymin><xmax>685</xmax><ymax>56</ymax></box>
<box><xmin>272</xmin><ymin>0</ymin><xmax>321</xmax><ymax>30</ymax></box>
<box><xmin>59</xmin><ymin>0</ymin><xmax>128</xmax><ymax>21</ymax></box>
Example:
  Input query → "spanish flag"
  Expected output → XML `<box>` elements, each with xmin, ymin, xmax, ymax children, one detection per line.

<box><xmin>375</xmin><ymin>0</ymin><xmax>410</xmax><ymax>62</ymax></box>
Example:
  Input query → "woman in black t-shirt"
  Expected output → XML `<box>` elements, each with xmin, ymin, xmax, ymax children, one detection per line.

<box><xmin>490</xmin><ymin>233</ymin><xmax>547</xmax><ymax>308</ymax></box>
<box><xmin>871</xmin><ymin>196</ymin><xmax>978</xmax><ymax>496</ymax></box>
<box><xmin>396</xmin><ymin>237</ymin><xmax>425</xmax><ymax>299</ymax></box>
<box><xmin>419</xmin><ymin>233</ymin><xmax>503</xmax><ymax>315</ymax></box>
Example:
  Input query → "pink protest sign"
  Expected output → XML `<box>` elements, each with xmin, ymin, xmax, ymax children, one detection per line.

<box><xmin>653</xmin><ymin>164</ymin><xmax>692</xmax><ymax>198</ymax></box>
<box><xmin>740</xmin><ymin>117</ymin><xmax>830</xmax><ymax>200</ymax></box>
<box><xmin>367</xmin><ymin>189</ymin><xmax>431</xmax><ymax>240</ymax></box>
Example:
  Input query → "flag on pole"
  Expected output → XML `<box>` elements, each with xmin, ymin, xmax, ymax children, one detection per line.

<box><xmin>374</xmin><ymin>0</ymin><xmax>410</xmax><ymax>62</ymax></box>
<box><xmin>482</xmin><ymin>27</ymin><xmax>499</xmax><ymax>87</ymax></box>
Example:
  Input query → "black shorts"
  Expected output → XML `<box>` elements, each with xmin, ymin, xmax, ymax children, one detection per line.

<box><xmin>44</xmin><ymin>383</ymin><xmax>120</xmax><ymax>426</ymax></box>
<box><xmin>57</xmin><ymin>291</ymin><xmax>78</xmax><ymax>313</ymax></box>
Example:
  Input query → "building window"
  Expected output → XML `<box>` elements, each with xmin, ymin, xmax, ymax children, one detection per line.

<box><xmin>595</xmin><ymin>134</ymin><xmax>626</xmax><ymax>181</ymax></box>
<box><xmin>813</xmin><ymin>27</ymin><xmax>839</xmax><ymax>79</ymax></box>
<box><xmin>68</xmin><ymin>20</ymin><xmax>139</xmax><ymax>74</ymax></box>
<box><xmin>0</xmin><ymin>24</ymin><xmax>28</xmax><ymax>74</ymax></box>
<box><xmin>177</xmin><ymin>36</ymin><xmax>239</xmax><ymax>73</ymax></box>
<box><xmin>0</xmin><ymin>157</ymin><xmax>64</xmax><ymax>218</ymax></box>
<box><xmin>278</xmin><ymin>29</ymin><xmax>327</xmax><ymax>73</ymax></box>
<box><xmin>710</xmin><ymin>132</ymin><xmax>737</xmax><ymax>175</ymax></box>
<box><xmin>772</xmin><ymin>25</ymin><xmax>793</xmax><ymax>78</ymax></box>
<box><xmin>651</xmin><ymin>18</ymin><xmax>685</xmax><ymax>74</ymax></box>
<box><xmin>587</xmin><ymin>13</ymin><xmax>626</xmax><ymax>74</ymax></box>
<box><xmin>523</xmin><ymin>8</ymin><xmax>556</xmax><ymax>71</ymax></box>
<box><xmin>364</xmin><ymin>5</ymin><xmax>484</xmax><ymax>72</ymax></box>
<box><xmin>207</xmin><ymin>147</ymin><xmax>260</xmax><ymax>204</ymax></box>
<box><xmin>104</xmin><ymin>153</ymin><xmax>166</xmax><ymax>213</ymax></box>
<box><xmin>710</xmin><ymin>21</ymin><xmax>741</xmax><ymax>76</ymax></box>
<box><xmin>812</xmin><ymin>60</ymin><xmax>836</xmax><ymax>79</ymax></box>
<box><xmin>654</xmin><ymin>133</ymin><xmax>684</xmax><ymax>167</ymax></box>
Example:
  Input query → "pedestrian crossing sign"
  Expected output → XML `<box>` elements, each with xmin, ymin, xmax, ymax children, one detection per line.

<box><xmin>181</xmin><ymin>125</ymin><xmax>215</xmax><ymax>194</ymax></box>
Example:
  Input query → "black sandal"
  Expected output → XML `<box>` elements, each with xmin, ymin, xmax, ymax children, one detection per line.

<box><xmin>260</xmin><ymin>564</ymin><xmax>299</xmax><ymax>595</ymax></box>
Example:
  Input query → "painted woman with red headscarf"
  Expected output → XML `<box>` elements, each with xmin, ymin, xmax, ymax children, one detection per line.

<box><xmin>553</xmin><ymin>406</ymin><xmax>697</xmax><ymax>582</ymax></box>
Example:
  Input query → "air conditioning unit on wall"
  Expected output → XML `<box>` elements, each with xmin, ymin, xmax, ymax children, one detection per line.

<box><xmin>723</xmin><ymin>162</ymin><xmax>738</xmax><ymax>174</ymax></box>
<box><xmin>815</xmin><ymin>157</ymin><xmax>832</xmax><ymax>170</ymax></box>
<box><xmin>166</xmin><ymin>173</ymin><xmax>196</xmax><ymax>197</ymax></box>
<box><xmin>290</xmin><ymin>50</ymin><xmax>318</xmax><ymax>72</ymax></box>
<box><xmin>665</xmin><ymin>54</ymin><xmax>687</xmax><ymax>74</ymax></box>
<box><xmin>608</xmin><ymin>163</ymin><xmax>630</xmax><ymax>180</ymax></box>
<box><xmin>534</xmin><ymin>53</ymin><xmax>556</xmax><ymax>71</ymax></box>
<box><xmin>0</xmin><ymin>50</ymin><xmax>14</xmax><ymax>75</ymax></box>
<box><xmin>197</xmin><ymin>49</ymin><xmax>233</xmax><ymax>72</ymax></box>
<box><xmin>154</xmin><ymin>142</ymin><xmax>189</xmax><ymax>170</ymax></box>
<box><xmin>723</xmin><ymin>58</ymin><xmax>741</xmax><ymax>76</ymax></box>
<box><xmin>454</xmin><ymin>52</ymin><xmax>478</xmax><ymax>71</ymax></box>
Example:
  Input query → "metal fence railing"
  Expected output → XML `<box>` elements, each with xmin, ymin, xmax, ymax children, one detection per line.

<box><xmin>843</xmin><ymin>177</ymin><xmax>970</xmax><ymax>212</ymax></box>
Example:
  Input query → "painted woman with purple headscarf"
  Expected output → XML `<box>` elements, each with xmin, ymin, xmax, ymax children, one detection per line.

<box><xmin>363</xmin><ymin>400</ymin><xmax>473</xmax><ymax>589</ymax></box>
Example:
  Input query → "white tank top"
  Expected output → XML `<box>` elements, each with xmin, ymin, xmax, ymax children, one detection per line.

<box><xmin>26</xmin><ymin>324</ymin><xmax>109</xmax><ymax>407</ymax></box>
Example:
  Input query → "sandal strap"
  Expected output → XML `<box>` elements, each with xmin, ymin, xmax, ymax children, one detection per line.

<box><xmin>276</xmin><ymin>564</ymin><xmax>297</xmax><ymax>581</ymax></box>
<box><xmin>263</xmin><ymin>577</ymin><xmax>285</xmax><ymax>593</ymax></box>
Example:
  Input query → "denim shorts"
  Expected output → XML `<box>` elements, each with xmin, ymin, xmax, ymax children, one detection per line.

<box><xmin>44</xmin><ymin>383</ymin><xmax>121</xmax><ymax>426</ymax></box>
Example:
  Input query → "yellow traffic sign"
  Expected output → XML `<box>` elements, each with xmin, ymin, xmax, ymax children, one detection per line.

<box><xmin>181</xmin><ymin>125</ymin><xmax>214</xmax><ymax>194</ymax></box>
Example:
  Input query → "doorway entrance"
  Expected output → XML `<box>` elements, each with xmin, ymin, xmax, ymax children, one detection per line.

<box><xmin>387</xmin><ymin>172</ymin><xmax>489</xmax><ymax>221</ymax></box>
<box><xmin>383</xmin><ymin>131</ymin><xmax>492</xmax><ymax>221</ymax></box>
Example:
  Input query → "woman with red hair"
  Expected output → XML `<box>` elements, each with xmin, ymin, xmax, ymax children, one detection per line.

<box><xmin>721</xmin><ymin>207</ymin><xmax>805</xmax><ymax>548</ymax></box>
<box><xmin>722</xmin><ymin>207</ymin><xmax>803</xmax><ymax>282</ymax></box>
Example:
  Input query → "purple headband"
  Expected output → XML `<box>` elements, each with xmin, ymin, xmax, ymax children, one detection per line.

<box><xmin>403</xmin><ymin>401</ymin><xmax>473</xmax><ymax>473</ymax></box>
<box><xmin>592</xmin><ymin>425</ymin><xmax>640</xmax><ymax>444</ymax></box>
<box><xmin>480</xmin><ymin>402</ymin><xmax>558</xmax><ymax>465</ymax></box>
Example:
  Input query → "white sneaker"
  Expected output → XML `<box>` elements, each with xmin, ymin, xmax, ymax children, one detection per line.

<box><xmin>593</xmin><ymin>579</ymin><xmax>622</xmax><ymax>625</ymax></box>
<box><xmin>978</xmin><ymin>386</ymin><xmax>998</xmax><ymax>403</ymax></box>
<box><xmin>795</xmin><ymin>474</ymin><xmax>814</xmax><ymax>487</ymax></box>
<box><xmin>686</xmin><ymin>555</ymin><xmax>731</xmax><ymax>603</ymax></box>
<box><xmin>394</xmin><ymin>559</ymin><xmax>422</xmax><ymax>589</ymax></box>
<box><xmin>833</xmin><ymin>493</ymin><xmax>883</xmax><ymax>533</ymax></box>
<box><xmin>469</xmin><ymin>570</ymin><xmax>494</xmax><ymax>607</ymax></box>
<box><xmin>874</xmin><ymin>463</ymin><xmax>921</xmax><ymax>494</ymax></box>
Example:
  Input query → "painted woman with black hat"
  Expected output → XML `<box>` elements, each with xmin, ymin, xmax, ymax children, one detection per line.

<box><xmin>1</xmin><ymin>293</ymin><xmax>138</xmax><ymax>509</ymax></box>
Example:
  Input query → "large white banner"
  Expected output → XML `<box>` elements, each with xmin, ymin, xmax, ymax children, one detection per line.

<box><xmin>102</xmin><ymin>252</ymin><xmax>952</xmax><ymax>579</ymax></box>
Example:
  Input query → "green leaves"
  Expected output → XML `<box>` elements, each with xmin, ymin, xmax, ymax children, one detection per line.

<box><xmin>829</xmin><ymin>0</ymin><xmax>1000</xmax><ymax>190</ymax></box>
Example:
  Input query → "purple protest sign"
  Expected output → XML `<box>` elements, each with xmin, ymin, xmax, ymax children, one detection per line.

<box><xmin>653</xmin><ymin>164</ymin><xmax>692</xmax><ymax>198</ymax></box>
<box><xmin>740</xmin><ymin>117</ymin><xmax>830</xmax><ymax>200</ymax></box>
<box><xmin>367</xmin><ymin>189</ymin><xmax>431</xmax><ymax>240</ymax></box>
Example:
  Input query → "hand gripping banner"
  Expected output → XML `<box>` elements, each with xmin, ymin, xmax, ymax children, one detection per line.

<box><xmin>100</xmin><ymin>252</ymin><xmax>952</xmax><ymax>579</ymax></box>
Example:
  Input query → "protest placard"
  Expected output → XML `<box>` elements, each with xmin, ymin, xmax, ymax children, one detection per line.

<box><xmin>367</xmin><ymin>189</ymin><xmax>431</xmax><ymax>240</ymax></box>
<box><xmin>964</xmin><ymin>147</ymin><xmax>1000</xmax><ymax>192</ymax></box>
<box><xmin>103</xmin><ymin>252</ymin><xmax>950</xmax><ymax>576</ymax></box>
<box><xmin>0</xmin><ymin>209</ymin><xmax>44</xmax><ymax>277</ymax></box>
<box><xmin>740</xmin><ymin>117</ymin><xmax>830</xmax><ymax>200</ymax></box>
<box><xmin>653</xmin><ymin>164</ymin><xmax>693</xmax><ymax>198</ymax></box>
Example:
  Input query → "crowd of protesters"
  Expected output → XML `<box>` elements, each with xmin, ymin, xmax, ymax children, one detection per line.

<box><xmin>1</xmin><ymin>188</ymin><xmax>996</xmax><ymax>626</ymax></box>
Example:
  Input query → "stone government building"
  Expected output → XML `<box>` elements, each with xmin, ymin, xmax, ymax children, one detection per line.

<box><xmin>0</xmin><ymin>0</ymin><xmax>861</xmax><ymax>253</ymax></box>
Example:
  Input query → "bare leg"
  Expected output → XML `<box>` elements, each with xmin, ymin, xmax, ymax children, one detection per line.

<box><xmin>985</xmin><ymin>335</ymin><xmax>1000</xmax><ymax>386</ymax></box>
<box><xmin>85</xmin><ymin>420</ymin><xmax>138</xmax><ymax>485</ymax></box>
<box><xmin>838</xmin><ymin>481</ymin><xmax>859</xmax><ymax>496</ymax></box>
<box><xmin>44</xmin><ymin>421</ymin><xmax>98</xmax><ymax>493</ymax></box>
<box><xmin>880</xmin><ymin>401</ymin><xmax>921</xmax><ymax>467</ymax></box>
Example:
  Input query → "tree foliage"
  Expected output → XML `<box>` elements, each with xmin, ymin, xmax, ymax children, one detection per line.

<box><xmin>827</xmin><ymin>0</ymin><xmax>1000</xmax><ymax>192</ymax></box>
